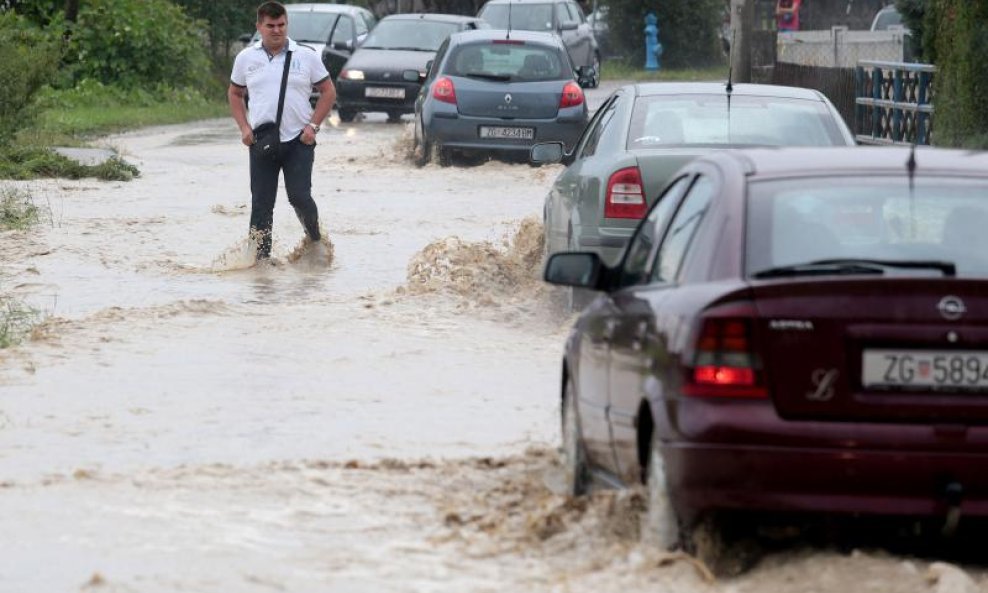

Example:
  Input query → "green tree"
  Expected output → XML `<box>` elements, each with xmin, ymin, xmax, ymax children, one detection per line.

<box><xmin>64</xmin><ymin>0</ymin><xmax>212</xmax><ymax>88</ymax></box>
<box><xmin>932</xmin><ymin>0</ymin><xmax>988</xmax><ymax>148</ymax></box>
<box><xmin>0</xmin><ymin>12</ymin><xmax>60</xmax><ymax>145</ymax></box>
<box><xmin>603</xmin><ymin>0</ymin><xmax>722</xmax><ymax>68</ymax></box>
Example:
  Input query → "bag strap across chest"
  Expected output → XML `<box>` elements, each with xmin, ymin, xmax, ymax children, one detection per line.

<box><xmin>275</xmin><ymin>51</ymin><xmax>293</xmax><ymax>132</ymax></box>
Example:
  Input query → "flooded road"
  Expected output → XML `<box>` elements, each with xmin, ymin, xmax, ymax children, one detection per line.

<box><xmin>1</xmin><ymin>102</ymin><xmax>986</xmax><ymax>592</ymax></box>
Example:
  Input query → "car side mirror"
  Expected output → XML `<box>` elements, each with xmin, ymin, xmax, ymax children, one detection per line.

<box><xmin>559</xmin><ymin>20</ymin><xmax>579</xmax><ymax>31</ymax></box>
<box><xmin>576</xmin><ymin>66</ymin><xmax>596</xmax><ymax>88</ymax></box>
<box><xmin>544</xmin><ymin>252</ymin><xmax>603</xmax><ymax>289</ymax></box>
<box><xmin>530</xmin><ymin>141</ymin><xmax>565</xmax><ymax>164</ymax></box>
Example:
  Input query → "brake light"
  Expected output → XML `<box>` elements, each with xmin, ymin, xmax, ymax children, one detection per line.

<box><xmin>493</xmin><ymin>39</ymin><xmax>525</xmax><ymax>45</ymax></box>
<box><xmin>559</xmin><ymin>81</ymin><xmax>584</xmax><ymax>108</ymax></box>
<box><xmin>685</xmin><ymin>306</ymin><xmax>767</xmax><ymax>399</ymax></box>
<box><xmin>432</xmin><ymin>76</ymin><xmax>457</xmax><ymax>104</ymax></box>
<box><xmin>604</xmin><ymin>167</ymin><xmax>646</xmax><ymax>219</ymax></box>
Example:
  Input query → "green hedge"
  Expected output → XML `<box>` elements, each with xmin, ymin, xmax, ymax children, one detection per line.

<box><xmin>604</xmin><ymin>0</ymin><xmax>723</xmax><ymax>69</ymax></box>
<box><xmin>0</xmin><ymin>12</ymin><xmax>60</xmax><ymax>146</ymax></box>
<box><xmin>931</xmin><ymin>0</ymin><xmax>988</xmax><ymax>148</ymax></box>
<box><xmin>64</xmin><ymin>0</ymin><xmax>212</xmax><ymax>88</ymax></box>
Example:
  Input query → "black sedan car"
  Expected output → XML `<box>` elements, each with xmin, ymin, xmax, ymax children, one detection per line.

<box><xmin>335</xmin><ymin>14</ymin><xmax>488</xmax><ymax>122</ymax></box>
<box><xmin>545</xmin><ymin>146</ymin><xmax>988</xmax><ymax>567</ymax></box>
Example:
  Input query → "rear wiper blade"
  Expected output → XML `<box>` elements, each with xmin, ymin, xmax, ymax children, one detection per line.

<box><xmin>464</xmin><ymin>72</ymin><xmax>512</xmax><ymax>81</ymax></box>
<box><xmin>752</xmin><ymin>258</ymin><xmax>956</xmax><ymax>279</ymax></box>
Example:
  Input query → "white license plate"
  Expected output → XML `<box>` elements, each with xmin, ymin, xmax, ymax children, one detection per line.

<box><xmin>862</xmin><ymin>349</ymin><xmax>988</xmax><ymax>390</ymax></box>
<box><xmin>479</xmin><ymin>126</ymin><xmax>534</xmax><ymax>140</ymax></box>
<box><xmin>365</xmin><ymin>87</ymin><xmax>405</xmax><ymax>99</ymax></box>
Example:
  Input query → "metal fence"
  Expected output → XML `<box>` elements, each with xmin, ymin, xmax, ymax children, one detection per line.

<box><xmin>777</xmin><ymin>27</ymin><xmax>911</xmax><ymax>68</ymax></box>
<box><xmin>772</xmin><ymin>62</ymin><xmax>856</xmax><ymax>128</ymax></box>
<box><xmin>855</xmin><ymin>60</ymin><xmax>936</xmax><ymax>145</ymax></box>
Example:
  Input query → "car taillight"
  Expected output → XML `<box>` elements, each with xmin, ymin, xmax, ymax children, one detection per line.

<box><xmin>684</xmin><ymin>304</ymin><xmax>767</xmax><ymax>399</ymax></box>
<box><xmin>432</xmin><ymin>76</ymin><xmax>457</xmax><ymax>104</ymax></box>
<box><xmin>604</xmin><ymin>167</ymin><xmax>646</xmax><ymax>219</ymax></box>
<box><xmin>559</xmin><ymin>81</ymin><xmax>584</xmax><ymax>108</ymax></box>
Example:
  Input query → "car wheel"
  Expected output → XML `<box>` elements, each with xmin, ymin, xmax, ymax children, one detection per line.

<box><xmin>562</xmin><ymin>376</ymin><xmax>590</xmax><ymax>496</ymax></box>
<box><xmin>338</xmin><ymin>108</ymin><xmax>357</xmax><ymax>122</ymax></box>
<box><xmin>414</xmin><ymin>127</ymin><xmax>431</xmax><ymax>167</ymax></box>
<box><xmin>387</xmin><ymin>110</ymin><xmax>403</xmax><ymax>123</ymax></box>
<box><xmin>590</xmin><ymin>53</ymin><xmax>601</xmax><ymax>88</ymax></box>
<box><xmin>641</xmin><ymin>430</ymin><xmax>682</xmax><ymax>550</ymax></box>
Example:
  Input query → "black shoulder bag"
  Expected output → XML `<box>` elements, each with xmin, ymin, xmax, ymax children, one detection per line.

<box><xmin>251</xmin><ymin>50</ymin><xmax>292</xmax><ymax>162</ymax></box>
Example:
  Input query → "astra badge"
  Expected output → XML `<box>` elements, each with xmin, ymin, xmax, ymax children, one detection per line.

<box><xmin>937</xmin><ymin>296</ymin><xmax>966</xmax><ymax>321</ymax></box>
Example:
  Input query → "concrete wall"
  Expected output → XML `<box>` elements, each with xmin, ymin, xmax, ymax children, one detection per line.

<box><xmin>777</xmin><ymin>27</ymin><xmax>910</xmax><ymax>68</ymax></box>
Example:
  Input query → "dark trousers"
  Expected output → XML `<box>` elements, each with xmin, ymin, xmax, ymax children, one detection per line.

<box><xmin>248</xmin><ymin>136</ymin><xmax>320</xmax><ymax>259</ymax></box>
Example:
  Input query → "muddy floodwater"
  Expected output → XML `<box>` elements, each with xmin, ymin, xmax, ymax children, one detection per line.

<box><xmin>1</xmin><ymin>105</ymin><xmax>987</xmax><ymax>592</ymax></box>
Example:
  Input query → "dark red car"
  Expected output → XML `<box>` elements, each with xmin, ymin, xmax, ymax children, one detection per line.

<box><xmin>545</xmin><ymin>147</ymin><xmax>988</xmax><ymax>555</ymax></box>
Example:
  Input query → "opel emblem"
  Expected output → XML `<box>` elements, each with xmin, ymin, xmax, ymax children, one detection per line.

<box><xmin>504</xmin><ymin>93</ymin><xmax>512</xmax><ymax>104</ymax></box>
<box><xmin>937</xmin><ymin>296</ymin><xmax>966</xmax><ymax>321</ymax></box>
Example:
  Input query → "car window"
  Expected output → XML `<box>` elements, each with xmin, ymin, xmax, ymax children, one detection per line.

<box><xmin>570</xmin><ymin>2</ymin><xmax>586</xmax><ymax>22</ymax></box>
<box><xmin>558</xmin><ymin>2</ymin><xmax>576</xmax><ymax>24</ymax></box>
<box><xmin>330</xmin><ymin>16</ymin><xmax>354</xmax><ymax>47</ymax></box>
<box><xmin>576</xmin><ymin>94</ymin><xmax>619</xmax><ymax>159</ymax></box>
<box><xmin>289</xmin><ymin>11</ymin><xmax>339</xmax><ymax>43</ymax></box>
<box><xmin>361</xmin><ymin>11</ymin><xmax>377</xmax><ymax>32</ymax></box>
<box><xmin>653</xmin><ymin>176</ymin><xmax>715</xmax><ymax>283</ymax></box>
<box><xmin>445</xmin><ymin>42</ymin><xmax>569</xmax><ymax>81</ymax></box>
<box><xmin>355</xmin><ymin>13</ymin><xmax>369</xmax><ymax>36</ymax></box>
<box><xmin>619</xmin><ymin>175</ymin><xmax>692</xmax><ymax>287</ymax></box>
<box><xmin>479</xmin><ymin>3</ymin><xmax>555</xmax><ymax>31</ymax></box>
<box><xmin>572</xmin><ymin>94</ymin><xmax>617</xmax><ymax>157</ymax></box>
<box><xmin>362</xmin><ymin>19</ymin><xmax>462</xmax><ymax>51</ymax></box>
<box><xmin>628</xmin><ymin>94</ymin><xmax>848</xmax><ymax>148</ymax></box>
<box><xmin>745</xmin><ymin>176</ymin><xmax>988</xmax><ymax>278</ymax></box>
<box><xmin>428</xmin><ymin>39</ymin><xmax>450</xmax><ymax>81</ymax></box>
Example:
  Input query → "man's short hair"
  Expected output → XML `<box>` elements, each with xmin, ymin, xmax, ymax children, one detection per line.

<box><xmin>257</xmin><ymin>1</ymin><xmax>287</xmax><ymax>22</ymax></box>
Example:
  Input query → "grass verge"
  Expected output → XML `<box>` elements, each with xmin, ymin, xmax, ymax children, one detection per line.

<box><xmin>601</xmin><ymin>59</ymin><xmax>729</xmax><ymax>82</ymax></box>
<box><xmin>0</xmin><ymin>146</ymin><xmax>140</xmax><ymax>181</ymax></box>
<box><xmin>0</xmin><ymin>297</ymin><xmax>39</xmax><ymax>349</ymax></box>
<box><xmin>0</xmin><ymin>186</ymin><xmax>40</xmax><ymax>230</ymax></box>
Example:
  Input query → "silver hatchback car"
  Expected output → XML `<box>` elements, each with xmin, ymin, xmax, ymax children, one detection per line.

<box><xmin>412</xmin><ymin>29</ymin><xmax>591</xmax><ymax>166</ymax></box>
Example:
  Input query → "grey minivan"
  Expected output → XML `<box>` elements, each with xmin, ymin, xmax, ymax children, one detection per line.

<box><xmin>477</xmin><ymin>0</ymin><xmax>600</xmax><ymax>87</ymax></box>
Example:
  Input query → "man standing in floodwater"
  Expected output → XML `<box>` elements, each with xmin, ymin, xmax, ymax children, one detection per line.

<box><xmin>227</xmin><ymin>1</ymin><xmax>336</xmax><ymax>261</ymax></box>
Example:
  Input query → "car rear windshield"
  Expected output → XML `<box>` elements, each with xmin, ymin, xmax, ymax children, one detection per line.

<box><xmin>287</xmin><ymin>11</ymin><xmax>340</xmax><ymax>43</ymax></box>
<box><xmin>361</xmin><ymin>20</ymin><xmax>463</xmax><ymax>51</ymax></box>
<box><xmin>479</xmin><ymin>3</ymin><xmax>555</xmax><ymax>31</ymax></box>
<box><xmin>627</xmin><ymin>94</ymin><xmax>847</xmax><ymax>149</ymax></box>
<box><xmin>745</xmin><ymin>176</ymin><xmax>988</xmax><ymax>278</ymax></box>
<box><xmin>445</xmin><ymin>41</ymin><xmax>570</xmax><ymax>81</ymax></box>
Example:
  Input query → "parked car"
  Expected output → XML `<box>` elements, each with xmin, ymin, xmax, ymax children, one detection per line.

<box><xmin>545</xmin><ymin>146</ymin><xmax>988</xmax><ymax>562</ymax></box>
<box><xmin>586</xmin><ymin>5</ymin><xmax>611</xmax><ymax>58</ymax></box>
<box><xmin>336</xmin><ymin>14</ymin><xmax>488</xmax><ymax>123</ymax></box>
<box><xmin>413</xmin><ymin>29</ymin><xmax>592</xmax><ymax>167</ymax></box>
<box><xmin>531</xmin><ymin>82</ymin><xmax>855</xmax><ymax>309</ymax></box>
<box><xmin>477</xmin><ymin>0</ymin><xmax>600</xmax><ymax>87</ymax></box>
<box><xmin>248</xmin><ymin>3</ymin><xmax>377</xmax><ymax>82</ymax></box>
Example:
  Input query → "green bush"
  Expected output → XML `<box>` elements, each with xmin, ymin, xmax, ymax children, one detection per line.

<box><xmin>0</xmin><ymin>12</ymin><xmax>60</xmax><ymax>146</ymax></box>
<box><xmin>931</xmin><ymin>0</ymin><xmax>988</xmax><ymax>149</ymax></box>
<box><xmin>0</xmin><ymin>186</ymin><xmax>39</xmax><ymax>230</ymax></box>
<box><xmin>64</xmin><ymin>0</ymin><xmax>212</xmax><ymax>88</ymax></box>
<box><xmin>603</xmin><ymin>0</ymin><xmax>723</xmax><ymax>69</ymax></box>
<box><xmin>0</xmin><ymin>145</ymin><xmax>140</xmax><ymax>181</ymax></box>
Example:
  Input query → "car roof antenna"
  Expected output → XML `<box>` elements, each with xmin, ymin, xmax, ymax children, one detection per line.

<box><xmin>726</xmin><ymin>28</ymin><xmax>735</xmax><ymax>142</ymax></box>
<box><xmin>507</xmin><ymin>0</ymin><xmax>512</xmax><ymax>39</ymax></box>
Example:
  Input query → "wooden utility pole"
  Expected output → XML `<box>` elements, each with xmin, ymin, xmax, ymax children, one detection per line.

<box><xmin>729</xmin><ymin>0</ymin><xmax>753</xmax><ymax>83</ymax></box>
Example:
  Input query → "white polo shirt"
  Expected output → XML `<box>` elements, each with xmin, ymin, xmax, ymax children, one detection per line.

<box><xmin>230</xmin><ymin>38</ymin><xmax>330</xmax><ymax>142</ymax></box>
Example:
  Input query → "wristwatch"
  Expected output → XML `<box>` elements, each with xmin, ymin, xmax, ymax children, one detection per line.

<box><xmin>306</xmin><ymin>122</ymin><xmax>321</xmax><ymax>133</ymax></box>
